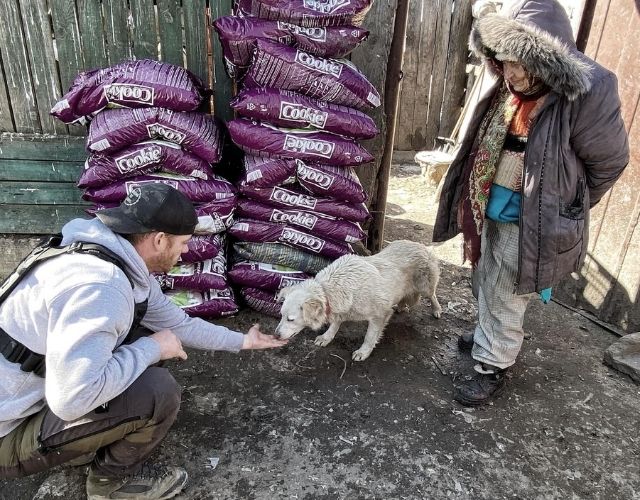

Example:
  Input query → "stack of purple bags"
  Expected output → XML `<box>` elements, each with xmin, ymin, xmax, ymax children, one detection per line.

<box><xmin>51</xmin><ymin>59</ymin><xmax>240</xmax><ymax>318</ymax></box>
<box><xmin>213</xmin><ymin>0</ymin><xmax>379</xmax><ymax>316</ymax></box>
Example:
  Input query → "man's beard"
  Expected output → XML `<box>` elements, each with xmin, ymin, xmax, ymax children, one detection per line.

<box><xmin>149</xmin><ymin>251</ymin><xmax>178</xmax><ymax>273</ymax></box>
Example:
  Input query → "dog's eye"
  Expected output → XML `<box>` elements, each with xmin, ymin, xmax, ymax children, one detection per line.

<box><xmin>287</xmin><ymin>316</ymin><xmax>295</xmax><ymax>322</ymax></box>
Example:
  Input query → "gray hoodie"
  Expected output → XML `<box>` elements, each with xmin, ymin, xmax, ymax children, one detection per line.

<box><xmin>0</xmin><ymin>218</ymin><xmax>244</xmax><ymax>437</ymax></box>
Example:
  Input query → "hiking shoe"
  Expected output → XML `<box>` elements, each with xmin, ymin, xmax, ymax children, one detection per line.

<box><xmin>457</xmin><ymin>330</ymin><xmax>474</xmax><ymax>352</ymax></box>
<box><xmin>454</xmin><ymin>363</ymin><xmax>507</xmax><ymax>407</ymax></box>
<box><xmin>86</xmin><ymin>463</ymin><xmax>188</xmax><ymax>500</ymax></box>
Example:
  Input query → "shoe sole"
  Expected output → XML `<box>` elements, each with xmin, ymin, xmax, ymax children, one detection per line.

<box><xmin>454</xmin><ymin>383</ymin><xmax>506</xmax><ymax>407</ymax></box>
<box><xmin>158</xmin><ymin>471</ymin><xmax>189</xmax><ymax>500</ymax></box>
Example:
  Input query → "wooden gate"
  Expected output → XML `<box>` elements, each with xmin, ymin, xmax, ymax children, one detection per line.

<box><xmin>555</xmin><ymin>0</ymin><xmax>640</xmax><ymax>332</ymax></box>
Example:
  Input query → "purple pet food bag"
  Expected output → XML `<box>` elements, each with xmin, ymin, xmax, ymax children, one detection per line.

<box><xmin>213</xmin><ymin>16</ymin><xmax>368</xmax><ymax>78</ymax></box>
<box><xmin>237</xmin><ymin>199</ymin><xmax>366</xmax><ymax>243</ymax></box>
<box><xmin>231</xmin><ymin>88</ymin><xmax>378</xmax><ymax>139</ymax></box>
<box><xmin>240</xmin><ymin>287</ymin><xmax>281</xmax><ymax>317</ymax></box>
<box><xmin>229</xmin><ymin>261</ymin><xmax>310</xmax><ymax>291</ymax></box>
<box><xmin>296</xmin><ymin>163</ymin><xmax>366</xmax><ymax>203</ymax></box>
<box><xmin>51</xmin><ymin>59</ymin><xmax>205</xmax><ymax>125</ymax></box>
<box><xmin>83</xmin><ymin>173</ymin><xmax>236</xmax><ymax>204</ymax></box>
<box><xmin>238</xmin><ymin>155</ymin><xmax>298</xmax><ymax>189</ymax></box>
<box><xmin>155</xmin><ymin>252</ymin><xmax>228</xmax><ymax>291</ymax></box>
<box><xmin>194</xmin><ymin>197</ymin><xmax>237</xmax><ymax>234</ymax></box>
<box><xmin>239</xmin><ymin>184</ymin><xmax>370</xmax><ymax>222</ymax></box>
<box><xmin>165</xmin><ymin>287</ymin><xmax>239</xmax><ymax>318</ymax></box>
<box><xmin>234</xmin><ymin>0</ymin><xmax>373</xmax><ymax>28</ymax></box>
<box><xmin>181</xmin><ymin>234</ymin><xmax>225</xmax><ymax>263</ymax></box>
<box><xmin>229</xmin><ymin>218</ymin><xmax>353</xmax><ymax>259</ymax></box>
<box><xmin>243</xmin><ymin>40</ymin><xmax>380</xmax><ymax>109</ymax></box>
<box><xmin>79</xmin><ymin>141</ymin><xmax>214</xmax><ymax>189</ymax></box>
<box><xmin>227</xmin><ymin>119</ymin><xmax>374</xmax><ymax>166</ymax></box>
<box><xmin>86</xmin><ymin>108</ymin><xmax>223</xmax><ymax>163</ymax></box>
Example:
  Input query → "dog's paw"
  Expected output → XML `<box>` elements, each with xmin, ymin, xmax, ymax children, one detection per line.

<box><xmin>352</xmin><ymin>348</ymin><xmax>372</xmax><ymax>361</ymax></box>
<box><xmin>432</xmin><ymin>309</ymin><xmax>442</xmax><ymax>319</ymax></box>
<box><xmin>314</xmin><ymin>334</ymin><xmax>333</xmax><ymax>347</ymax></box>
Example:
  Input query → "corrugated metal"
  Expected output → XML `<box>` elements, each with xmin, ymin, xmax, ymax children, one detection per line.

<box><xmin>556</xmin><ymin>0</ymin><xmax>640</xmax><ymax>332</ymax></box>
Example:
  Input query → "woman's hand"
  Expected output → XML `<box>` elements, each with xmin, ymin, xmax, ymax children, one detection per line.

<box><xmin>241</xmin><ymin>324</ymin><xmax>289</xmax><ymax>350</ymax></box>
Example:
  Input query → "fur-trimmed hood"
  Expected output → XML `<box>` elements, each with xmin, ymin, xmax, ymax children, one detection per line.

<box><xmin>470</xmin><ymin>0</ymin><xmax>593</xmax><ymax>100</ymax></box>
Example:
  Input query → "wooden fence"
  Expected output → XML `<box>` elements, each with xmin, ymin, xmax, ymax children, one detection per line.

<box><xmin>393</xmin><ymin>0</ymin><xmax>474</xmax><ymax>152</ymax></box>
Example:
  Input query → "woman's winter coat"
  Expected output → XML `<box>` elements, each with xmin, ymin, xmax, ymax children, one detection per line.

<box><xmin>433</xmin><ymin>0</ymin><xmax>629</xmax><ymax>294</ymax></box>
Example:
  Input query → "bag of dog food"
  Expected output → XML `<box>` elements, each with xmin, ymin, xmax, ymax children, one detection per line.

<box><xmin>83</xmin><ymin>172</ymin><xmax>236</xmax><ymax>204</ymax></box>
<box><xmin>239</xmin><ymin>287</ymin><xmax>281</xmax><ymax>317</ymax></box>
<box><xmin>86</xmin><ymin>108</ymin><xmax>223</xmax><ymax>163</ymax></box>
<box><xmin>181</xmin><ymin>234</ymin><xmax>225</xmax><ymax>263</ymax></box>
<box><xmin>165</xmin><ymin>287</ymin><xmax>239</xmax><ymax>318</ymax></box>
<box><xmin>243</xmin><ymin>40</ymin><xmax>380</xmax><ymax>109</ymax></box>
<box><xmin>238</xmin><ymin>155</ymin><xmax>298</xmax><ymax>189</ymax></box>
<box><xmin>237</xmin><ymin>199</ymin><xmax>366</xmax><ymax>243</ymax></box>
<box><xmin>234</xmin><ymin>0</ymin><xmax>373</xmax><ymax>27</ymax></box>
<box><xmin>51</xmin><ymin>59</ymin><xmax>205</xmax><ymax>125</ymax></box>
<box><xmin>79</xmin><ymin>141</ymin><xmax>214</xmax><ymax>189</ymax></box>
<box><xmin>194</xmin><ymin>197</ymin><xmax>237</xmax><ymax>234</ymax></box>
<box><xmin>228</xmin><ymin>119</ymin><xmax>373</xmax><ymax>166</ymax></box>
<box><xmin>231</xmin><ymin>88</ymin><xmax>378</xmax><ymax>139</ymax></box>
<box><xmin>213</xmin><ymin>16</ymin><xmax>368</xmax><ymax>78</ymax></box>
<box><xmin>233</xmin><ymin>241</ymin><xmax>331</xmax><ymax>274</ymax></box>
<box><xmin>229</xmin><ymin>260</ymin><xmax>309</xmax><ymax>291</ymax></box>
<box><xmin>296</xmin><ymin>163</ymin><xmax>366</xmax><ymax>203</ymax></box>
<box><xmin>229</xmin><ymin>218</ymin><xmax>353</xmax><ymax>259</ymax></box>
<box><xmin>155</xmin><ymin>252</ymin><xmax>228</xmax><ymax>291</ymax></box>
<box><xmin>239</xmin><ymin>184</ymin><xmax>370</xmax><ymax>222</ymax></box>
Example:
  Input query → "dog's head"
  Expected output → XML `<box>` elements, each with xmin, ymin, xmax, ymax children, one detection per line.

<box><xmin>275</xmin><ymin>284</ymin><xmax>327</xmax><ymax>339</ymax></box>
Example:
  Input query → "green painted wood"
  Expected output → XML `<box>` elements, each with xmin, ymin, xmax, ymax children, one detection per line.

<box><xmin>0</xmin><ymin>0</ymin><xmax>41</xmax><ymax>133</ymax></box>
<box><xmin>130</xmin><ymin>0</ymin><xmax>158</xmax><ymax>60</ymax></box>
<box><xmin>157</xmin><ymin>0</ymin><xmax>183</xmax><ymax>66</ymax></box>
<box><xmin>103</xmin><ymin>0</ymin><xmax>132</xmax><ymax>65</ymax></box>
<box><xmin>0</xmin><ymin>160</ymin><xmax>84</xmax><ymax>182</ymax></box>
<box><xmin>0</xmin><ymin>134</ymin><xmax>86</xmax><ymax>161</ymax></box>
<box><xmin>0</xmin><ymin>205</ymin><xmax>90</xmax><ymax>234</ymax></box>
<box><xmin>0</xmin><ymin>181</ymin><xmax>86</xmax><ymax>205</ymax></box>
<box><xmin>210</xmin><ymin>0</ymin><xmax>234</xmax><ymax>122</ymax></box>
<box><xmin>49</xmin><ymin>0</ymin><xmax>85</xmax><ymax>91</ymax></box>
<box><xmin>21</xmin><ymin>0</ymin><xmax>68</xmax><ymax>135</ymax></box>
<box><xmin>76</xmin><ymin>0</ymin><xmax>108</xmax><ymax>70</ymax></box>
<box><xmin>183</xmin><ymin>0</ymin><xmax>208</xmax><ymax>88</ymax></box>
<box><xmin>0</xmin><ymin>51</ymin><xmax>16</xmax><ymax>132</ymax></box>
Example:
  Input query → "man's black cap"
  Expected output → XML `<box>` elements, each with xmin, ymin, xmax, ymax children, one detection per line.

<box><xmin>96</xmin><ymin>183</ymin><xmax>198</xmax><ymax>235</ymax></box>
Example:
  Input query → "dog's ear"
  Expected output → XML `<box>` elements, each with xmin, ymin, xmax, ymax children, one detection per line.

<box><xmin>277</xmin><ymin>286</ymin><xmax>294</xmax><ymax>303</ymax></box>
<box><xmin>302</xmin><ymin>297</ymin><xmax>326</xmax><ymax>330</ymax></box>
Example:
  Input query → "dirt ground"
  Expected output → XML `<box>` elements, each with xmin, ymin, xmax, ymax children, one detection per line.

<box><xmin>2</xmin><ymin>163</ymin><xmax>640</xmax><ymax>500</ymax></box>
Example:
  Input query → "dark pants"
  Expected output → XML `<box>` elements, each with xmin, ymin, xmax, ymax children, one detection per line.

<box><xmin>0</xmin><ymin>367</ymin><xmax>181</xmax><ymax>479</ymax></box>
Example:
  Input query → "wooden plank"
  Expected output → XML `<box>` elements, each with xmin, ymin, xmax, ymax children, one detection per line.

<box><xmin>0</xmin><ymin>51</ymin><xmax>16</xmax><ymax>131</ymax></box>
<box><xmin>0</xmin><ymin>205</ymin><xmax>90</xmax><ymax>234</ymax></box>
<box><xmin>0</xmin><ymin>0</ymin><xmax>41</xmax><ymax>133</ymax></box>
<box><xmin>183</xmin><ymin>0</ymin><xmax>209</xmax><ymax>86</ymax></box>
<box><xmin>157</xmin><ymin>0</ymin><xmax>183</xmax><ymax>66</ymax></box>
<box><xmin>0</xmin><ymin>181</ymin><xmax>86</xmax><ymax>204</ymax></box>
<box><xmin>210</xmin><ymin>0</ymin><xmax>235</xmax><ymax>122</ymax></box>
<box><xmin>49</xmin><ymin>0</ymin><xmax>84</xmax><ymax>90</ymax></box>
<box><xmin>0</xmin><ymin>134</ymin><xmax>86</xmax><ymax>161</ymax></box>
<box><xmin>0</xmin><ymin>159</ymin><xmax>84</xmax><ymax>182</ymax></box>
<box><xmin>20</xmin><ymin>0</ymin><xmax>68</xmax><ymax>135</ymax></box>
<box><xmin>130</xmin><ymin>0</ymin><xmax>158</xmax><ymax>60</ymax></box>
<box><xmin>350</xmin><ymin>0</ymin><xmax>397</xmax><ymax>203</ymax></box>
<box><xmin>103</xmin><ymin>0</ymin><xmax>132</xmax><ymax>65</ymax></box>
<box><xmin>438</xmin><ymin>0</ymin><xmax>473</xmax><ymax>140</ymax></box>
<box><xmin>393</xmin><ymin>0</ymin><xmax>423</xmax><ymax>151</ymax></box>
<box><xmin>76</xmin><ymin>0</ymin><xmax>108</xmax><ymax>70</ymax></box>
<box><xmin>423</xmin><ymin>0</ymin><xmax>453</xmax><ymax>151</ymax></box>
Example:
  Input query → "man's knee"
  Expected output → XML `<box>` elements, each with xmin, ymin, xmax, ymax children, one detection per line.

<box><xmin>127</xmin><ymin>367</ymin><xmax>181</xmax><ymax>422</ymax></box>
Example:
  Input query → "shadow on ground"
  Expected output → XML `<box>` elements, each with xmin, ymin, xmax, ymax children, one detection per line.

<box><xmin>2</xmin><ymin>165</ymin><xmax>639</xmax><ymax>500</ymax></box>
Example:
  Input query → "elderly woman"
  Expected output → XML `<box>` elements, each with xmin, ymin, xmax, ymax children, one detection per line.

<box><xmin>433</xmin><ymin>0</ymin><xmax>629</xmax><ymax>406</ymax></box>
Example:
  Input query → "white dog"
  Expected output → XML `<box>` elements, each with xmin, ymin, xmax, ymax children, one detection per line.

<box><xmin>275</xmin><ymin>240</ymin><xmax>442</xmax><ymax>361</ymax></box>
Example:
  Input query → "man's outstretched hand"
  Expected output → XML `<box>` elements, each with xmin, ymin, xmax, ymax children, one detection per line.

<box><xmin>242</xmin><ymin>324</ymin><xmax>289</xmax><ymax>350</ymax></box>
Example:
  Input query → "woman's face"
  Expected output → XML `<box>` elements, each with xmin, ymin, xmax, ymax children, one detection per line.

<box><xmin>503</xmin><ymin>61</ymin><xmax>530</xmax><ymax>92</ymax></box>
